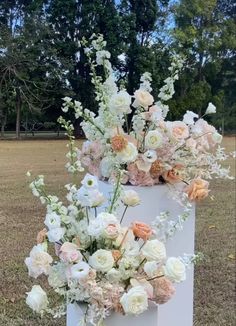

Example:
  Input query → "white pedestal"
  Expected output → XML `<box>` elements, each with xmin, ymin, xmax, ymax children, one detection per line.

<box><xmin>99</xmin><ymin>182</ymin><xmax>195</xmax><ymax>326</ymax></box>
<box><xmin>67</xmin><ymin>182</ymin><xmax>195</xmax><ymax>326</ymax></box>
<box><xmin>67</xmin><ymin>302</ymin><xmax>158</xmax><ymax>326</ymax></box>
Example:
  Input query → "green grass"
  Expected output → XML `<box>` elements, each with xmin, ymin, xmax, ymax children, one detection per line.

<box><xmin>0</xmin><ymin>138</ymin><xmax>235</xmax><ymax>325</ymax></box>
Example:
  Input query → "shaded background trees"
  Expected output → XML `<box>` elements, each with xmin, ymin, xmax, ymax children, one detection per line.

<box><xmin>0</xmin><ymin>0</ymin><xmax>235</xmax><ymax>137</ymax></box>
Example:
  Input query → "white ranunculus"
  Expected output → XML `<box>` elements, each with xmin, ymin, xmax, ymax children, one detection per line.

<box><xmin>89</xmin><ymin>249</ymin><xmax>114</xmax><ymax>273</ymax></box>
<box><xmin>145</xmin><ymin>130</ymin><xmax>163</xmax><ymax>149</ymax></box>
<box><xmin>205</xmin><ymin>102</ymin><xmax>216</xmax><ymax>114</ymax></box>
<box><xmin>121</xmin><ymin>190</ymin><xmax>141</xmax><ymax>207</ymax></box>
<box><xmin>117</xmin><ymin>142</ymin><xmax>138</xmax><ymax>163</ymax></box>
<box><xmin>25</xmin><ymin>244</ymin><xmax>53</xmax><ymax>278</ymax></box>
<box><xmin>144</xmin><ymin>261</ymin><xmax>159</xmax><ymax>278</ymax></box>
<box><xmin>69</xmin><ymin>261</ymin><xmax>90</xmax><ymax>280</ymax></box>
<box><xmin>120</xmin><ymin>286</ymin><xmax>148</xmax><ymax>315</ymax></box>
<box><xmin>26</xmin><ymin>285</ymin><xmax>48</xmax><ymax>313</ymax></box>
<box><xmin>141</xmin><ymin>239</ymin><xmax>166</xmax><ymax>262</ymax></box>
<box><xmin>164</xmin><ymin>257</ymin><xmax>186</xmax><ymax>283</ymax></box>
<box><xmin>81</xmin><ymin>173</ymin><xmax>98</xmax><ymax>189</ymax></box>
<box><xmin>109</xmin><ymin>90</ymin><xmax>132</xmax><ymax>114</ymax></box>
<box><xmin>183</xmin><ymin>110</ymin><xmax>199</xmax><ymax>125</ymax></box>
<box><xmin>133</xmin><ymin>89</ymin><xmax>154</xmax><ymax>109</ymax></box>
<box><xmin>47</xmin><ymin>227</ymin><xmax>65</xmax><ymax>242</ymax></box>
<box><xmin>44</xmin><ymin>212</ymin><xmax>61</xmax><ymax>230</ymax></box>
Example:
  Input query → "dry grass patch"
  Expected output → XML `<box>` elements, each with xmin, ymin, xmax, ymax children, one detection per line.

<box><xmin>0</xmin><ymin>137</ymin><xmax>235</xmax><ymax>325</ymax></box>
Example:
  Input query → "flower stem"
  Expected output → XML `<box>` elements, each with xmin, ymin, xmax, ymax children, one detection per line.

<box><xmin>120</xmin><ymin>205</ymin><xmax>128</xmax><ymax>224</ymax></box>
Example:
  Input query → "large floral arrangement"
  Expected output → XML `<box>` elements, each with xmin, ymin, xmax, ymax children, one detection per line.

<box><xmin>25</xmin><ymin>168</ymin><xmax>199</xmax><ymax>325</ymax></box>
<box><xmin>62</xmin><ymin>35</ymin><xmax>233</xmax><ymax>201</ymax></box>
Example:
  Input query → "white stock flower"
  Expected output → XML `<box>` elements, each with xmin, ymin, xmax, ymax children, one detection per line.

<box><xmin>68</xmin><ymin>261</ymin><xmax>90</xmax><ymax>280</ymax></box>
<box><xmin>89</xmin><ymin>249</ymin><xmax>114</xmax><ymax>273</ymax></box>
<box><xmin>205</xmin><ymin>102</ymin><xmax>216</xmax><ymax>114</ymax></box>
<box><xmin>117</xmin><ymin>142</ymin><xmax>138</xmax><ymax>163</ymax></box>
<box><xmin>44</xmin><ymin>212</ymin><xmax>61</xmax><ymax>230</ymax></box>
<box><xmin>121</xmin><ymin>190</ymin><xmax>140</xmax><ymax>207</ymax></box>
<box><xmin>48</xmin><ymin>263</ymin><xmax>67</xmax><ymax>288</ymax></box>
<box><xmin>26</xmin><ymin>285</ymin><xmax>48</xmax><ymax>313</ymax></box>
<box><xmin>87</xmin><ymin>218</ymin><xmax>104</xmax><ymax>238</ymax></box>
<box><xmin>183</xmin><ymin>111</ymin><xmax>199</xmax><ymax>125</ymax></box>
<box><xmin>96</xmin><ymin>50</ymin><xmax>111</xmax><ymax>65</ymax></box>
<box><xmin>81</xmin><ymin>174</ymin><xmax>98</xmax><ymax>189</ymax></box>
<box><xmin>164</xmin><ymin>257</ymin><xmax>186</xmax><ymax>283</ymax></box>
<box><xmin>141</xmin><ymin>239</ymin><xmax>166</xmax><ymax>262</ymax></box>
<box><xmin>25</xmin><ymin>244</ymin><xmax>53</xmax><ymax>278</ymax></box>
<box><xmin>133</xmin><ymin>89</ymin><xmax>154</xmax><ymax>109</ymax></box>
<box><xmin>100</xmin><ymin>156</ymin><xmax>116</xmax><ymax>178</ymax></box>
<box><xmin>144</xmin><ymin>261</ymin><xmax>159</xmax><ymax>278</ymax></box>
<box><xmin>145</xmin><ymin>130</ymin><xmax>163</xmax><ymax>149</ymax></box>
<box><xmin>47</xmin><ymin>227</ymin><xmax>65</xmax><ymax>242</ymax></box>
<box><xmin>109</xmin><ymin>90</ymin><xmax>132</xmax><ymax>114</ymax></box>
<box><xmin>120</xmin><ymin>286</ymin><xmax>148</xmax><ymax>315</ymax></box>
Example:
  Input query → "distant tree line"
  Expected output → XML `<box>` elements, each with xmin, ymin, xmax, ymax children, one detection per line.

<box><xmin>0</xmin><ymin>0</ymin><xmax>235</xmax><ymax>138</ymax></box>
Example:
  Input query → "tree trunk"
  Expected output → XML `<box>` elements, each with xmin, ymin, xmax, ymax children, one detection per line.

<box><xmin>15</xmin><ymin>89</ymin><xmax>21</xmax><ymax>139</ymax></box>
<box><xmin>1</xmin><ymin>124</ymin><xmax>5</xmax><ymax>138</ymax></box>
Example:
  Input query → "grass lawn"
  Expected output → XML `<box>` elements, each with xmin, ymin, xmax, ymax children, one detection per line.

<box><xmin>0</xmin><ymin>138</ymin><xmax>235</xmax><ymax>326</ymax></box>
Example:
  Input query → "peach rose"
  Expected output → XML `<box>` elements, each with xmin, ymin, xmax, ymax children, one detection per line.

<box><xmin>185</xmin><ymin>178</ymin><xmax>209</xmax><ymax>201</ymax></box>
<box><xmin>132</xmin><ymin>222</ymin><xmax>153</xmax><ymax>241</ymax></box>
<box><xmin>36</xmin><ymin>228</ymin><xmax>47</xmax><ymax>244</ymax></box>
<box><xmin>162</xmin><ymin>164</ymin><xmax>184</xmax><ymax>184</ymax></box>
<box><xmin>167</xmin><ymin>121</ymin><xmax>189</xmax><ymax>140</ymax></box>
<box><xmin>111</xmin><ymin>135</ymin><xmax>128</xmax><ymax>152</ymax></box>
<box><xmin>59</xmin><ymin>242</ymin><xmax>82</xmax><ymax>263</ymax></box>
<box><xmin>133</xmin><ymin>89</ymin><xmax>154</xmax><ymax>109</ymax></box>
<box><xmin>151</xmin><ymin>276</ymin><xmax>175</xmax><ymax>304</ymax></box>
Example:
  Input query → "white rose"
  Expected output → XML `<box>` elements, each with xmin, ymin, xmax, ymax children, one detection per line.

<box><xmin>144</xmin><ymin>261</ymin><xmax>158</xmax><ymax>278</ymax></box>
<box><xmin>117</xmin><ymin>142</ymin><xmax>138</xmax><ymax>163</ymax></box>
<box><xmin>103</xmin><ymin>223</ymin><xmax>120</xmax><ymax>239</ymax></box>
<box><xmin>145</xmin><ymin>130</ymin><xmax>163</xmax><ymax>149</ymax></box>
<box><xmin>89</xmin><ymin>249</ymin><xmax>114</xmax><ymax>273</ymax></box>
<box><xmin>205</xmin><ymin>102</ymin><xmax>216</xmax><ymax>114</ymax></box>
<box><xmin>141</xmin><ymin>239</ymin><xmax>166</xmax><ymax>262</ymax></box>
<box><xmin>183</xmin><ymin>110</ymin><xmax>199</xmax><ymax>125</ymax></box>
<box><xmin>26</xmin><ymin>285</ymin><xmax>48</xmax><ymax>313</ymax></box>
<box><xmin>97</xmin><ymin>212</ymin><xmax>118</xmax><ymax>225</ymax></box>
<box><xmin>106</xmin><ymin>268</ymin><xmax>122</xmax><ymax>282</ymax></box>
<box><xmin>133</xmin><ymin>89</ymin><xmax>154</xmax><ymax>109</ymax></box>
<box><xmin>120</xmin><ymin>286</ymin><xmax>148</xmax><ymax>315</ymax></box>
<box><xmin>164</xmin><ymin>257</ymin><xmax>186</xmax><ymax>283</ymax></box>
<box><xmin>44</xmin><ymin>212</ymin><xmax>61</xmax><ymax>230</ymax></box>
<box><xmin>47</xmin><ymin>227</ymin><xmax>65</xmax><ymax>242</ymax></box>
<box><xmin>109</xmin><ymin>90</ymin><xmax>132</xmax><ymax>114</ymax></box>
<box><xmin>68</xmin><ymin>261</ymin><xmax>90</xmax><ymax>280</ymax></box>
<box><xmin>121</xmin><ymin>190</ymin><xmax>140</xmax><ymax>207</ymax></box>
<box><xmin>25</xmin><ymin>244</ymin><xmax>53</xmax><ymax>278</ymax></box>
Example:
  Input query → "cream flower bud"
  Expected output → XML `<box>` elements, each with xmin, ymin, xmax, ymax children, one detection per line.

<box><xmin>205</xmin><ymin>102</ymin><xmax>216</xmax><ymax>114</ymax></box>
<box><xmin>121</xmin><ymin>190</ymin><xmax>141</xmax><ymax>207</ymax></box>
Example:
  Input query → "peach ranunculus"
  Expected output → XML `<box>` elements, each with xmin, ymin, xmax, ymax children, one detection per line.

<box><xmin>36</xmin><ymin>228</ymin><xmax>47</xmax><ymax>244</ymax></box>
<box><xmin>111</xmin><ymin>135</ymin><xmax>128</xmax><ymax>152</ymax></box>
<box><xmin>150</xmin><ymin>160</ymin><xmax>164</xmax><ymax>178</ymax></box>
<box><xmin>151</xmin><ymin>276</ymin><xmax>176</xmax><ymax>304</ymax></box>
<box><xmin>162</xmin><ymin>164</ymin><xmax>184</xmax><ymax>184</ymax></box>
<box><xmin>185</xmin><ymin>178</ymin><xmax>209</xmax><ymax>201</ymax></box>
<box><xmin>167</xmin><ymin>121</ymin><xmax>189</xmax><ymax>140</ymax></box>
<box><xmin>131</xmin><ymin>222</ymin><xmax>153</xmax><ymax>241</ymax></box>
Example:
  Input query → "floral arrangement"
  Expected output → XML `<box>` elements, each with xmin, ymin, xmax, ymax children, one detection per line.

<box><xmin>25</xmin><ymin>169</ymin><xmax>199</xmax><ymax>325</ymax></box>
<box><xmin>61</xmin><ymin>34</ymin><xmax>233</xmax><ymax>201</ymax></box>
